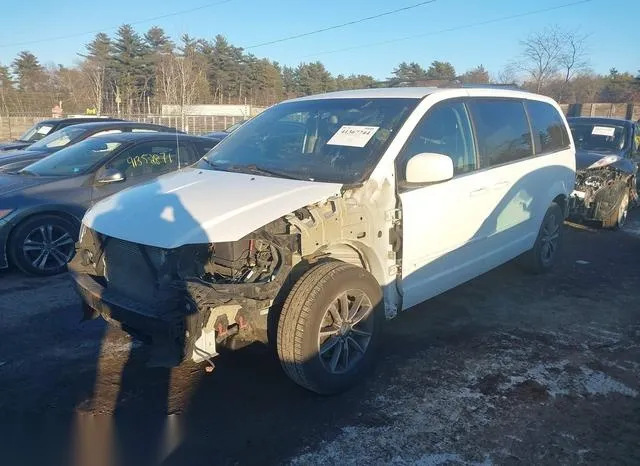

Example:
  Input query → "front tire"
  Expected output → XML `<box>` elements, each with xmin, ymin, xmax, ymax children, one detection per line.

<box><xmin>520</xmin><ymin>202</ymin><xmax>564</xmax><ymax>274</ymax></box>
<box><xmin>277</xmin><ymin>261</ymin><xmax>383</xmax><ymax>395</ymax></box>
<box><xmin>9</xmin><ymin>214</ymin><xmax>78</xmax><ymax>276</ymax></box>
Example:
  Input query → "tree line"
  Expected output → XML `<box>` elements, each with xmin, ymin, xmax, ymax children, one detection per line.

<box><xmin>0</xmin><ymin>24</ymin><xmax>638</xmax><ymax>116</ymax></box>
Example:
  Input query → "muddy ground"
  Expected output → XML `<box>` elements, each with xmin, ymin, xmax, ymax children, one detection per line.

<box><xmin>0</xmin><ymin>213</ymin><xmax>639</xmax><ymax>466</ymax></box>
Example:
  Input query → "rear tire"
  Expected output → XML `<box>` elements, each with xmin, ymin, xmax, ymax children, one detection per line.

<box><xmin>9</xmin><ymin>214</ymin><xmax>78</xmax><ymax>276</ymax></box>
<box><xmin>602</xmin><ymin>190</ymin><xmax>629</xmax><ymax>230</ymax></box>
<box><xmin>276</xmin><ymin>261</ymin><xmax>383</xmax><ymax>395</ymax></box>
<box><xmin>520</xmin><ymin>202</ymin><xmax>564</xmax><ymax>274</ymax></box>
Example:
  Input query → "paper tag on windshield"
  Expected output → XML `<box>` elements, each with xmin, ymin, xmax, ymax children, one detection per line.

<box><xmin>327</xmin><ymin>125</ymin><xmax>379</xmax><ymax>148</ymax></box>
<box><xmin>37</xmin><ymin>125</ymin><xmax>53</xmax><ymax>135</ymax></box>
<box><xmin>591</xmin><ymin>126</ymin><xmax>616</xmax><ymax>137</ymax></box>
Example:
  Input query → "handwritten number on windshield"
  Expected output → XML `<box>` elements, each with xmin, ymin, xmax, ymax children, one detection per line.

<box><xmin>127</xmin><ymin>152</ymin><xmax>173</xmax><ymax>168</ymax></box>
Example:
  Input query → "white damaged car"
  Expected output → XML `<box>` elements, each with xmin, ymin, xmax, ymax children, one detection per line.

<box><xmin>70</xmin><ymin>87</ymin><xmax>576</xmax><ymax>394</ymax></box>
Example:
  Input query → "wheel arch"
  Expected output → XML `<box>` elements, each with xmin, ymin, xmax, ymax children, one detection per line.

<box><xmin>321</xmin><ymin>240</ymin><xmax>386</xmax><ymax>286</ymax></box>
<box><xmin>552</xmin><ymin>193</ymin><xmax>568</xmax><ymax>218</ymax></box>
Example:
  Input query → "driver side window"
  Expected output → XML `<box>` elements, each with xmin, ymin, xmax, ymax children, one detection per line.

<box><xmin>397</xmin><ymin>101</ymin><xmax>477</xmax><ymax>180</ymax></box>
<box><xmin>106</xmin><ymin>141</ymin><xmax>179</xmax><ymax>179</ymax></box>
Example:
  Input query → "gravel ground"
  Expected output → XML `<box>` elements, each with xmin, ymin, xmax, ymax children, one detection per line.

<box><xmin>0</xmin><ymin>212</ymin><xmax>639</xmax><ymax>466</ymax></box>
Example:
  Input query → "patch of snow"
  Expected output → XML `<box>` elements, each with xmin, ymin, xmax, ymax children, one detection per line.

<box><xmin>498</xmin><ymin>361</ymin><xmax>637</xmax><ymax>398</ymax></box>
<box><xmin>580</xmin><ymin>367</ymin><xmax>638</xmax><ymax>397</ymax></box>
<box><xmin>414</xmin><ymin>453</ymin><xmax>462</xmax><ymax>465</ymax></box>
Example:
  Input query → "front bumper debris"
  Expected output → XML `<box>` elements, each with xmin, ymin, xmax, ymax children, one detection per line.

<box><xmin>69</xmin><ymin>227</ymin><xmax>294</xmax><ymax>367</ymax></box>
<box><xmin>70</xmin><ymin>270</ymin><xmax>201</xmax><ymax>367</ymax></box>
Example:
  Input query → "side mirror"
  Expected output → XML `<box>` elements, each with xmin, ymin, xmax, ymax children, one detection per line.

<box><xmin>95</xmin><ymin>167</ymin><xmax>125</xmax><ymax>184</ymax></box>
<box><xmin>405</xmin><ymin>152</ymin><xmax>454</xmax><ymax>184</ymax></box>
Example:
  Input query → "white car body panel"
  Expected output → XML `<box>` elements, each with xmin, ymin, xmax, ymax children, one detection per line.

<box><xmin>398</xmin><ymin>91</ymin><xmax>575</xmax><ymax>310</ymax></box>
<box><xmin>81</xmin><ymin>87</ymin><xmax>575</xmax><ymax>319</ymax></box>
<box><xmin>82</xmin><ymin>168</ymin><xmax>342</xmax><ymax>248</ymax></box>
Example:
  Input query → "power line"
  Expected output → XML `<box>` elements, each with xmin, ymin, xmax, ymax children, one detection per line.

<box><xmin>245</xmin><ymin>0</ymin><xmax>438</xmax><ymax>49</ymax></box>
<box><xmin>298</xmin><ymin>0</ymin><xmax>593</xmax><ymax>60</ymax></box>
<box><xmin>0</xmin><ymin>0</ymin><xmax>236</xmax><ymax>48</ymax></box>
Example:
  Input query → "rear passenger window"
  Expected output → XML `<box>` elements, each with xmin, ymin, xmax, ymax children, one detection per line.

<box><xmin>525</xmin><ymin>100</ymin><xmax>569</xmax><ymax>154</ymax></box>
<box><xmin>468</xmin><ymin>99</ymin><xmax>533</xmax><ymax>168</ymax></box>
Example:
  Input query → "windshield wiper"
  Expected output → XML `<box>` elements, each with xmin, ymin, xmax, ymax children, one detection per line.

<box><xmin>18</xmin><ymin>169</ymin><xmax>38</xmax><ymax>176</ymax></box>
<box><xmin>228</xmin><ymin>164</ymin><xmax>301</xmax><ymax>180</ymax></box>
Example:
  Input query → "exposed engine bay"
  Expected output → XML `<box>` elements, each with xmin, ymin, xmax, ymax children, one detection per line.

<box><xmin>69</xmin><ymin>190</ymin><xmax>384</xmax><ymax>368</ymax></box>
<box><xmin>569</xmin><ymin>155</ymin><xmax>638</xmax><ymax>225</ymax></box>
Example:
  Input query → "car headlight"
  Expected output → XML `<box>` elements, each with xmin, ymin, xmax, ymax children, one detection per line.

<box><xmin>0</xmin><ymin>209</ymin><xmax>13</xmax><ymax>220</ymax></box>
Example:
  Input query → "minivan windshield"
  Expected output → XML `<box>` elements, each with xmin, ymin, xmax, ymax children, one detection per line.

<box><xmin>20</xmin><ymin>138</ymin><xmax>123</xmax><ymax>176</ymax></box>
<box><xmin>28</xmin><ymin>126</ymin><xmax>87</xmax><ymax>150</ymax></box>
<box><xmin>569</xmin><ymin>121</ymin><xmax>628</xmax><ymax>152</ymax></box>
<box><xmin>197</xmin><ymin>98</ymin><xmax>418</xmax><ymax>183</ymax></box>
<box><xmin>18</xmin><ymin>122</ymin><xmax>55</xmax><ymax>142</ymax></box>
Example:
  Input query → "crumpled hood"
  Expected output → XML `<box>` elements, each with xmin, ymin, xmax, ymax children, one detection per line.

<box><xmin>575</xmin><ymin>149</ymin><xmax>619</xmax><ymax>170</ymax></box>
<box><xmin>83</xmin><ymin>168</ymin><xmax>342</xmax><ymax>248</ymax></box>
<box><xmin>575</xmin><ymin>149</ymin><xmax>636</xmax><ymax>174</ymax></box>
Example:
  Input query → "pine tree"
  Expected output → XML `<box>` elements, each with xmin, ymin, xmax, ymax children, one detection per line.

<box><xmin>12</xmin><ymin>51</ymin><xmax>46</xmax><ymax>92</ymax></box>
<box><xmin>112</xmin><ymin>24</ymin><xmax>149</xmax><ymax>114</ymax></box>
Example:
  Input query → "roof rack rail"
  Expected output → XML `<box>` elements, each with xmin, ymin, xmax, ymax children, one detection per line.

<box><xmin>458</xmin><ymin>83</ymin><xmax>525</xmax><ymax>91</ymax></box>
<box><xmin>366</xmin><ymin>79</ymin><xmax>525</xmax><ymax>91</ymax></box>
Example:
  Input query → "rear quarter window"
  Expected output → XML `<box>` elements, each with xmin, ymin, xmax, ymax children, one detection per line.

<box><xmin>467</xmin><ymin>99</ymin><xmax>533</xmax><ymax>168</ymax></box>
<box><xmin>525</xmin><ymin>100</ymin><xmax>570</xmax><ymax>154</ymax></box>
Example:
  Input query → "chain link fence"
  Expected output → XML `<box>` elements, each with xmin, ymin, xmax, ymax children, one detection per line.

<box><xmin>0</xmin><ymin>114</ymin><xmax>248</xmax><ymax>141</ymax></box>
<box><xmin>2</xmin><ymin>103</ymin><xmax>639</xmax><ymax>142</ymax></box>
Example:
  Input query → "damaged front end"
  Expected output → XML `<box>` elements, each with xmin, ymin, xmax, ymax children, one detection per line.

<box><xmin>69</xmin><ymin>219</ymin><xmax>297</xmax><ymax>367</ymax></box>
<box><xmin>569</xmin><ymin>155</ymin><xmax>638</xmax><ymax>225</ymax></box>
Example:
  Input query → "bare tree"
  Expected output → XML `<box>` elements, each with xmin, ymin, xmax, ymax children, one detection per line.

<box><xmin>516</xmin><ymin>25</ymin><xmax>590</xmax><ymax>97</ymax></box>
<box><xmin>557</xmin><ymin>29</ymin><xmax>590</xmax><ymax>101</ymax></box>
<box><xmin>156</xmin><ymin>52</ymin><xmax>207</xmax><ymax>130</ymax></box>
<box><xmin>82</xmin><ymin>60</ymin><xmax>107</xmax><ymax>115</ymax></box>
<box><xmin>517</xmin><ymin>26</ymin><xmax>564</xmax><ymax>92</ymax></box>
<box><xmin>493</xmin><ymin>63</ymin><xmax>518</xmax><ymax>85</ymax></box>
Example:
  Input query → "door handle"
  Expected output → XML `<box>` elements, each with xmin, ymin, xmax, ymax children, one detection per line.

<box><xmin>493</xmin><ymin>181</ymin><xmax>510</xmax><ymax>190</ymax></box>
<box><xmin>469</xmin><ymin>187</ymin><xmax>488</xmax><ymax>197</ymax></box>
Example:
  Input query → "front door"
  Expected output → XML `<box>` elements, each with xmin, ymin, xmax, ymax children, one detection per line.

<box><xmin>398</xmin><ymin>100</ymin><xmax>496</xmax><ymax>310</ymax></box>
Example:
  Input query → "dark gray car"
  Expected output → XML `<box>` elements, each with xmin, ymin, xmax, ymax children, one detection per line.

<box><xmin>0</xmin><ymin>117</ymin><xmax>123</xmax><ymax>152</ymax></box>
<box><xmin>567</xmin><ymin>117</ymin><xmax>640</xmax><ymax>229</ymax></box>
<box><xmin>0</xmin><ymin>121</ymin><xmax>183</xmax><ymax>173</ymax></box>
<box><xmin>0</xmin><ymin>132</ymin><xmax>216</xmax><ymax>276</ymax></box>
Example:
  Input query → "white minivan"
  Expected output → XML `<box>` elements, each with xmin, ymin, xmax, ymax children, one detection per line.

<box><xmin>70</xmin><ymin>87</ymin><xmax>576</xmax><ymax>394</ymax></box>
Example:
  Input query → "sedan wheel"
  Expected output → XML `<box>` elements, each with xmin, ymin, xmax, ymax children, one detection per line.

<box><xmin>9</xmin><ymin>215</ymin><xmax>78</xmax><ymax>276</ymax></box>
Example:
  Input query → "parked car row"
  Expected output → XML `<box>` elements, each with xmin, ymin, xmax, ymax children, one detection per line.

<box><xmin>0</xmin><ymin>116</ymin><xmax>123</xmax><ymax>152</ymax></box>
<box><xmin>3</xmin><ymin>89</ymin><xmax>638</xmax><ymax>395</ymax></box>
<box><xmin>0</xmin><ymin>117</ymin><xmax>226</xmax><ymax>275</ymax></box>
